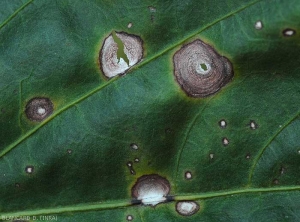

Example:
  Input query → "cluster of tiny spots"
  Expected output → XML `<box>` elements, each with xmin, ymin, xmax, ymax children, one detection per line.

<box><xmin>219</xmin><ymin>119</ymin><xmax>230</xmax><ymax>147</ymax></box>
<box><xmin>254</xmin><ymin>20</ymin><xmax>296</xmax><ymax>37</ymax></box>
<box><xmin>128</xmin><ymin>144</ymin><xmax>141</xmax><ymax>175</ymax></box>
<box><xmin>127</xmin><ymin>161</ymin><xmax>136</xmax><ymax>175</ymax></box>
<box><xmin>216</xmin><ymin>119</ymin><xmax>258</xmax><ymax>164</ymax></box>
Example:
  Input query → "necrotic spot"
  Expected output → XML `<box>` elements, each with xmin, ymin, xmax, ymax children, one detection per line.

<box><xmin>219</xmin><ymin>119</ymin><xmax>227</xmax><ymax>128</ymax></box>
<box><xmin>222</xmin><ymin>137</ymin><xmax>229</xmax><ymax>146</ymax></box>
<box><xmin>25</xmin><ymin>97</ymin><xmax>53</xmax><ymax>122</ymax></box>
<box><xmin>185</xmin><ymin>171</ymin><xmax>192</xmax><ymax>180</ymax></box>
<box><xmin>131</xmin><ymin>174</ymin><xmax>170</xmax><ymax>206</ymax></box>
<box><xmin>176</xmin><ymin>201</ymin><xmax>200</xmax><ymax>216</ymax></box>
<box><xmin>249</xmin><ymin>120</ymin><xmax>258</xmax><ymax>130</ymax></box>
<box><xmin>254</xmin><ymin>20</ymin><xmax>263</xmax><ymax>30</ymax></box>
<box><xmin>126</xmin><ymin>215</ymin><xmax>133</xmax><ymax>221</ymax></box>
<box><xmin>283</xmin><ymin>28</ymin><xmax>296</xmax><ymax>37</ymax></box>
<box><xmin>99</xmin><ymin>31</ymin><xmax>143</xmax><ymax>78</ymax></box>
<box><xmin>25</xmin><ymin>166</ymin><xmax>34</xmax><ymax>174</ymax></box>
<box><xmin>130</xmin><ymin>143</ymin><xmax>139</xmax><ymax>150</ymax></box>
<box><xmin>173</xmin><ymin>39</ymin><xmax>233</xmax><ymax>97</ymax></box>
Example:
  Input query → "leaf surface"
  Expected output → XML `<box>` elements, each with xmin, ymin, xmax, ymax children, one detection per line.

<box><xmin>0</xmin><ymin>0</ymin><xmax>300</xmax><ymax>221</ymax></box>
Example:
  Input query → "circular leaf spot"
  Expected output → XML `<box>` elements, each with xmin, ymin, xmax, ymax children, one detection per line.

<box><xmin>176</xmin><ymin>201</ymin><xmax>200</xmax><ymax>216</ymax></box>
<box><xmin>100</xmin><ymin>32</ymin><xmax>143</xmax><ymax>78</ymax></box>
<box><xmin>126</xmin><ymin>215</ymin><xmax>133</xmax><ymax>221</ymax></box>
<box><xmin>173</xmin><ymin>39</ymin><xmax>233</xmax><ymax>97</ymax></box>
<box><xmin>131</xmin><ymin>174</ymin><xmax>170</xmax><ymax>206</ymax></box>
<box><xmin>25</xmin><ymin>97</ymin><xmax>53</xmax><ymax>122</ymax></box>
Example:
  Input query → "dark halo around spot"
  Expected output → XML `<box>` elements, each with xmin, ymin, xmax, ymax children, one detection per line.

<box><xmin>173</xmin><ymin>39</ymin><xmax>234</xmax><ymax>98</ymax></box>
<box><xmin>25</xmin><ymin>97</ymin><xmax>53</xmax><ymax>122</ymax></box>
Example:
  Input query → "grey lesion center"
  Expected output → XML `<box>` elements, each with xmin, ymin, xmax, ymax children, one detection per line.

<box><xmin>196</xmin><ymin>62</ymin><xmax>210</xmax><ymax>74</ymax></box>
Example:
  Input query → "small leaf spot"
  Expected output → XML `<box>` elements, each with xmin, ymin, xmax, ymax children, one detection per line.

<box><xmin>130</xmin><ymin>143</ymin><xmax>139</xmax><ymax>150</ymax></box>
<box><xmin>127</xmin><ymin>161</ymin><xmax>136</xmax><ymax>175</ymax></box>
<box><xmin>134</xmin><ymin>158</ymin><xmax>139</xmax><ymax>162</ymax></box>
<box><xmin>222</xmin><ymin>137</ymin><xmax>229</xmax><ymax>146</ymax></box>
<box><xmin>131</xmin><ymin>174</ymin><xmax>170</xmax><ymax>206</ymax></box>
<box><xmin>15</xmin><ymin>183</ymin><xmax>20</xmax><ymax>188</ymax></box>
<box><xmin>280</xmin><ymin>167</ymin><xmax>285</xmax><ymax>175</ymax></box>
<box><xmin>219</xmin><ymin>119</ymin><xmax>227</xmax><ymax>128</ymax></box>
<box><xmin>25</xmin><ymin>166</ymin><xmax>34</xmax><ymax>174</ymax></box>
<box><xmin>148</xmin><ymin>6</ymin><xmax>156</xmax><ymax>12</ymax></box>
<box><xmin>176</xmin><ymin>201</ymin><xmax>200</xmax><ymax>216</ymax></box>
<box><xmin>298</xmin><ymin>150</ymin><xmax>300</xmax><ymax>154</ymax></box>
<box><xmin>254</xmin><ymin>20</ymin><xmax>263</xmax><ymax>30</ymax></box>
<box><xmin>283</xmin><ymin>28</ymin><xmax>296</xmax><ymax>37</ymax></box>
<box><xmin>67</xmin><ymin>149</ymin><xmax>72</xmax><ymax>154</ymax></box>
<box><xmin>127</xmin><ymin>22</ymin><xmax>133</xmax><ymax>28</ymax></box>
<box><xmin>249</xmin><ymin>120</ymin><xmax>258</xmax><ymax>130</ymax></box>
<box><xmin>25</xmin><ymin>97</ymin><xmax>54</xmax><ymax>122</ymax></box>
<box><xmin>245</xmin><ymin>154</ymin><xmax>251</xmax><ymax>159</ymax></box>
<box><xmin>273</xmin><ymin>179</ymin><xmax>279</xmax><ymax>185</ymax></box>
<box><xmin>126</xmin><ymin>215</ymin><xmax>133</xmax><ymax>221</ymax></box>
<box><xmin>185</xmin><ymin>171</ymin><xmax>192</xmax><ymax>180</ymax></box>
<box><xmin>209</xmin><ymin>153</ymin><xmax>214</xmax><ymax>159</ymax></box>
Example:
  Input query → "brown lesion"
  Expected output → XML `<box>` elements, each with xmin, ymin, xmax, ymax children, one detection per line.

<box><xmin>99</xmin><ymin>31</ymin><xmax>144</xmax><ymax>78</ymax></box>
<box><xmin>131</xmin><ymin>174</ymin><xmax>170</xmax><ymax>204</ymax></box>
<box><xmin>175</xmin><ymin>201</ymin><xmax>200</xmax><ymax>216</ymax></box>
<box><xmin>25</xmin><ymin>97</ymin><xmax>53</xmax><ymax>122</ymax></box>
<box><xmin>173</xmin><ymin>39</ymin><xmax>234</xmax><ymax>98</ymax></box>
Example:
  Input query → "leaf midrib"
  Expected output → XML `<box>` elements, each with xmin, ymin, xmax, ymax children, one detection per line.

<box><xmin>1</xmin><ymin>185</ymin><xmax>299</xmax><ymax>217</ymax></box>
<box><xmin>0</xmin><ymin>0</ymin><xmax>262</xmax><ymax>158</ymax></box>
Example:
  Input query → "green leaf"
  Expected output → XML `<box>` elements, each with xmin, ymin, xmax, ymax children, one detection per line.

<box><xmin>0</xmin><ymin>0</ymin><xmax>300</xmax><ymax>221</ymax></box>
